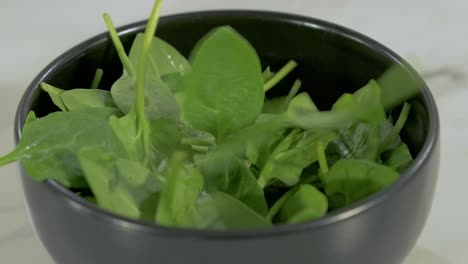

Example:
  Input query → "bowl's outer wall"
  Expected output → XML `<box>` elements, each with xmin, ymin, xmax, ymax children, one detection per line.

<box><xmin>18</xmin><ymin>11</ymin><xmax>439</xmax><ymax>264</ymax></box>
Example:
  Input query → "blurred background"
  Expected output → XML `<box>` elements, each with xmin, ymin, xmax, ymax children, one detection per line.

<box><xmin>0</xmin><ymin>0</ymin><xmax>467</xmax><ymax>263</ymax></box>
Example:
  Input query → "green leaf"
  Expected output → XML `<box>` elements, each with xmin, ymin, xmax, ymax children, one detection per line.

<box><xmin>379</xmin><ymin>102</ymin><xmax>411</xmax><ymax>153</ymax></box>
<box><xmin>181</xmin><ymin>26</ymin><xmax>264</xmax><ymax>141</ymax></box>
<box><xmin>199</xmin><ymin>102</ymin><xmax>363</xmax><ymax>175</ymax></box>
<box><xmin>324</xmin><ymin>159</ymin><xmax>400</xmax><ymax>209</ymax></box>
<box><xmin>180</xmin><ymin>126</ymin><xmax>215</xmax><ymax>153</ymax></box>
<box><xmin>257</xmin><ymin>129</ymin><xmax>337</xmax><ymax>188</ymax></box>
<box><xmin>196</xmin><ymin>192</ymin><xmax>272</xmax><ymax>230</ymax></box>
<box><xmin>285</xmin><ymin>92</ymin><xmax>318</xmax><ymax>114</ymax></box>
<box><xmin>275</xmin><ymin>184</ymin><xmax>328</xmax><ymax>224</ymax></box>
<box><xmin>352</xmin><ymin>80</ymin><xmax>386</xmax><ymax>122</ymax></box>
<box><xmin>382</xmin><ymin>143</ymin><xmax>413</xmax><ymax>173</ymax></box>
<box><xmin>197</xmin><ymin>157</ymin><xmax>268</xmax><ymax>216</ymax></box>
<box><xmin>245</xmin><ymin>127</ymin><xmax>286</xmax><ymax>168</ymax></box>
<box><xmin>262</xmin><ymin>96</ymin><xmax>289</xmax><ymax>114</ymax></box>
<box><xmin>108</xmin><ymin>1</ymin><xmax>179</xmax><ymax>174</ymax></box>
<box><xmin>163</xmin><ymin>72</ymin><xmax>185</xmax><ymax>93</ymax></box>
<box><xmin>106</xmin><ymin>6</ymin><xmax>180</xmax><ymax>122</ymax></box>
<box><xmin>331</xmin><ymin>82</ymin><xmax>385</xmax><ymax>125</ymax></box>
<box><xmin>40</xmin><ymin>83</ymin><xmax>67</xmax><ymax>111</ymax></box>
<box><xmin>149</xmin><ymin>118</ymin><xmax>183</xmax><ymax>159</ymax></box>
<box><xmin>79</xmin><ymin>146</ymin><xmax>162</xmax><ymax>220</ymax></box>
<box><xmin>156</xmin><ymin>153</ymin><xmax>205</xmax><ymax>227</ymax></box>
<box><xmin>284</xmin><ymin>100</ymin><xmax>370</xmax><ymax>131</ymax></box>
<box><xmin>327</xmin><ymin>122</ymin><xmax>380</xmax><ymax>162</ymax></box>
<box><xmin>24</xmin><ymin>111</ymin><xmax>37</xmax><ymax>125</ymax></box>
<box><xmin>262</xmin><ymin>80</ymin><xmax>304</xmax><ymax>114</ymax></box>
<box><xmin>109</xmin><ymin>110</ymin><xmax>179</xmax><ymax>172</ymax></box>
<box><xmin>129</xmin><ymin>33</ymin><xmax>190</xmax><ymax>78</ymax></box>
<box><xmin>41</xmin><ymin>83</ymin><xmax>121</xmax><ymax>114</ymax></box>
<box><xmin>327</xmin><ymin>80</ymin><xmax>387</xmax><ymax>162</ymax></box>
<box><xmin>108</xmin><ymin>110</ymin><xmax>147</xmax><ymax>162</ymax></box>
<box><xmin>377</xmin><ymin>63</ymin><xmax>422</xmax><ymax>111</ymax></box>
<box><xmin>59</xmin><ymin>89</ymin><xmax>119</xmax><ymax>111</ymax></box>
<box><xmin>111</xmin><ymin>76</ymin><xmax>180</xmax><ymax>120</ymax></box>
<box><xmin>0</xmin><ymin>108</ymin><xmax>124</xmax><ymax>187</ymax></box>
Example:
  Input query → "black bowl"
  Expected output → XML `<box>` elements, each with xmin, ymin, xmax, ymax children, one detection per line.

<box><xmin>15</xmin><ymin>11</ymin><xmax>439</xmax><ymax>264</ymax></box>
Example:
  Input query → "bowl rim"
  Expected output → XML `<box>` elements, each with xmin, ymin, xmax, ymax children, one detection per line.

<box><xmin>15</xmin><ymin>9</ymin><xmax>439</xmax><ymax>239</ymax></box>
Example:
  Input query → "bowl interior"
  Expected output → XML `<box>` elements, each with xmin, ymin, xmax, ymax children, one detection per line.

<box><xmin>18</xmin><ymin>11</ymin><xmax>433</xmax><ymax>225</ymax></box>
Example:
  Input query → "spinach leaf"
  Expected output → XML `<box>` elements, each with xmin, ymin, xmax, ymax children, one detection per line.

<box><xmin>285</xmin><ymin>92</ymin><xmax>319</xmax><ymax>114</ymax></box>
<box><xmin>262</xmin><ymin>79</ymin><xmax>303</xmax><ymax>114</ymax></box>
<box><xmin>109</xmin><ymin>112</ymin><xmax>181</xmax><ymax>171</ymax></box>
<box><xmin>104</xmin><ymin>12</ymin><xmax>180</xmax><ymax>121</ymax></box>
<box><xmin>24</xmin><ymin>111</ymin><xmax>37</xmax><ymax>125</ymax></box>
<box><xmin>284</xmin><ymin>98</ymin><xmax>371</xmax><ymax>131</ymax></box>
<box><xmin>79</xmin><ymin>146</ymin><xmax>162</xmax><ymax>220</ymax></box>
<box><xmin>377</xmin><ymin>63</ymin><xmax>421</xmax><ymax>111</ymax></box>
<box><xmin>0</xmin><ymin>108</ymin><xmax>124</xmax><ymax>187</ymax></box>
<box><xmin>245</xmin><ymin>127</ymin><xmax>286</xmax><ymax>169</ymax></box>
<box><xmin>324</xmin><ymin>159</ymin><xmax>399</xmax><ymax>209</ymax></box>
<box><xmin>110</xmin><ymin>69</ymin><xmax>180</xmax><ymax>120</ymax></box>
<box><xmin>197</xmin><ymin>157</ymin><xmax>268</xmax><ymax>216</ymax></box>
<box><xmin>377</xmin><ymin>103</ymin><xmax>412</xmax><ymax>174</ymax></box>
<box><xmin>156</xmin><ymin>153</ymin><xmax>205</xmax><ymax>227</ymax></box>
<box><xmin>382</xmin><ymin>143</ymin><xmax>413</xmax><ymax>173</ymax></box>
<box><xmin>181</xmin><ymin>26</ymin><xmax>264</xmax><ymax>141</ymax></box>
<box><xmin>129</xmin><ymin>33</ymin><xmax>190</xmax><ymax>78</ymax></box>
<box><xmin>41</xmin><ymin>83</ymin><xmax>120</xmax><ymax>113</ymax></box>
<box><xmin>108</xmin><ymin>111</ymin><xmax>148</xmax><ymax>162</ymax></box>
<box><xmin>379</xmin><ymin>102</ymin><xmax>411</xmax><ymax>153</ymax></box>
<box><xmin>181</xmin><ymin>126</ymin><xmax>216</xmax><ymax>151</ymax></box>
<box><xmin>60</xmin><ymin>89</ymin><xmax>118</xmax><ymax>111</ymax></box>
<box><xmin>257</xmin><ymin>128</ymin><xmax>337</xmax><ymax>188</ymax></box>
<box><xmin>327</xmin><ymin>80</ymin><xmax>386</xmax><ymax>162</ymax></box>
<box><xmin>274</xmin><ymin>184</ymin><xmax>328</xmax><ymax>224</ymax></box>
<box><xmin>156</xmin><ymin>153</ymin><xmax>269</xmax><ymax>229</ymax></box>
<box><xmin>106</xmin><ymin>1</ymin><xmax>180</xmax><ymax>173</ymax></box>
<box><xmin>200</xmin><ymin>94</ymin><xmax>371</xmax><ymax>173</ymax></box>
<box><xmin>331</xmin><ymin>80</ymin><xmax>386</xmax><ymax>125</ymax></box>
<box><xmin>149</xmin><ymin>118</ymin><xmax>183</xmax><ymax>159</ymax></box>
<box><xmin>40</xmin><ymin>83</ymin><xmax>67</xmax><ymax>111</ymax></box>
<box><xmin>327</xmin><ymin>122</ymin><xmax>380</xmax><ymax>162</ymax></box>
<box><xmin>196</xmin><ymin>191</ymin><xmax>272</xmax><ymax>229</ymax></box>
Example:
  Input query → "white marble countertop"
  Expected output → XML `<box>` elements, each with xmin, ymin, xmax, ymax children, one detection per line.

<box><xmin>0</xmin><ymin>0</ymin><xmax>467</xmax><ymax>263</ymax></box>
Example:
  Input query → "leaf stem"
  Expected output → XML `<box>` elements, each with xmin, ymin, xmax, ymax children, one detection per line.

<box><xmin>379</xmin><ymin>102</ymin><xmax>411</xmax><ymax>152</ymax></box>
<box><xmin>301</xmin><ymin>174</ymin><xmax>319</xmax><ymax>185</ymax></box>
<box><xmin>191</xmin><ymin>145</ymin><xmax>210</xmax><ymax>153</ymax></box>
<box><xmin>135</xmin><ymin>0</ymin><xmax>163</xmax><ymax>121</ymax></box>
<box><xmin>266</xmin><ymin>186</ymin><xmax>299</xmax><ymax>221</ymax></box>
<box><xmin>90</xmin><ymin>68</ymin><xmax>104</xmax><ymax>89</ymax></box>
<box><xmin>316</xmin><ymin>141</ymin><xmax>328</xmax><ymax>180</ymax></box>
<box><xmin>103</xmin><ymin>13</ymin><xmax>134</xmax><ymax>76</ymax></box>
<box><xmin>283</xmin><ymin>79</ymin><xmax>302</xmax><ymax>108</ymax></box>
<box><xmin>262</xmin><ymin>66</ymin><xmax>274</xmax><ymax>82</ymax></box>
<box><xmin>264</xmin><ymin>60</ymin><xmax>298</xmax><ymax>92</ymax></box>
<box><xmin>0</xmin><ymin>152</ymin><xmax>18</xmax><ymax>166</ymax></box>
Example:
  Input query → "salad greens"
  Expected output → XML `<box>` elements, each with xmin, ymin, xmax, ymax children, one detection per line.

<box><xmin>0</xmin><ymin>0</ymin><xmax>419</xmax><ymax>230</ymax></box>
